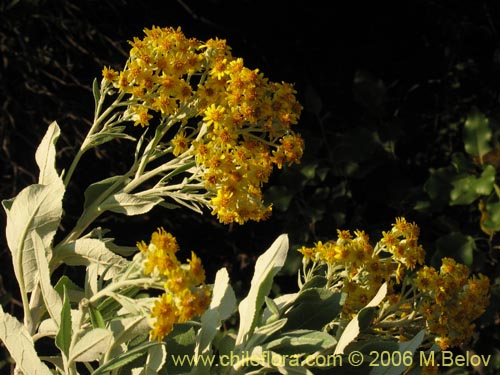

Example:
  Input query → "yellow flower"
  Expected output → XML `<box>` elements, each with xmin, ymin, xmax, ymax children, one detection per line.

<box><xmin>138</xmin><ymin>228</ymin><xmax>212</xmax><ymax>341</ymax></box>
<box><xmin>102</xmin><ymin>66</ymin><xmax>118</xmax><ymax>81</ymax></box>
<box><xmin>203</xmin><ymin>104</ymin><xmax>226</xmax><ymax>127</ymax></box>
<box><xmin>188</xmin><ymin>251</ymin><xmax>206</xmax><ymax>285</ymax></box>
<box><xmin>149</xmin><ymin>293</ymin><xmax>179</xmax><ymax>341</ymax></box>
<box><xmin>171</xmin><ymin>131</ymin><xmax>190</xmax><ymax>156</ymax></box>
<box><xmin>131</xmin><ymin>106</ymin><xmax>153</xmax><ymax>127</ymax></box>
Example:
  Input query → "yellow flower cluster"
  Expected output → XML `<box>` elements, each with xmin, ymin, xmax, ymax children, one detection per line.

<box><xmin>137</xmin><ymin>228</ymin><xmax>211</xmax><ymax>341</ymax></box>
<box><xmin>298</xmin><ymin>218</ymin><xmax>491</xmax><ymax>349</ymax></box>
<box><xmin>298</xmin><ymin>217</ymin><xmax>424</xmax><ymax>314</ymax></box>
<box><xmin>415</xmin><ymin>258</ymin><xmax>490</xmax><ymax>349</ymax></box>
<box><xmin>102</xmin><ymin>26</ymin><xmax>303</xmax><ymax>225</ymax></box>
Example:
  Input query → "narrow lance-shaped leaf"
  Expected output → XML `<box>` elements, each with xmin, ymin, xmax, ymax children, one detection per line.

<box><xmin>56</xmin><ymin>285</ymin><xmax>72</xmax><ymax>358</ymax></box>
<box><xmin>334</xmin><ymin>283</ymin><xmax>387</xmax><ymax>355</ymax></box>
<box><xmin>235</xmin><ymin>234</ymin><xmax>289</xmax><ymax>347</ymax></box>
<box><xmin>0</xmin><ymin>305</ymin><xmax>53</xmax><ymax>375</ymax></box>
<box><xmin>35</xmin><ymin>121</ymin><xmax>61</xmax><ymax>185</ymax></box>
<box><xmin>101</xmin><ymin>193</ymin><xmax>163</xmax><ymax>216</ymax></box>
<box><xmin>3</xmin><ymin>180</ymin><xmax>64</xmax><ymax>293</ymax></box>
<box><xmin>69</xmin><ymin>328</ymin><xmax>113</xmax><ymax>363</ymax></box>
<box><xmin>33</xmin><ymin>230</ymin><xmax>63</xmax><ymax>326</ymax></box>
<box><xmin>193</xmin><ymin>267</ymin><xmax>236</xmax><ymax>364</ymax></box>
<box><xmin>52</xmin><ymin>238</ymin><xmax>128</xmax><ymax>280</ymax></box>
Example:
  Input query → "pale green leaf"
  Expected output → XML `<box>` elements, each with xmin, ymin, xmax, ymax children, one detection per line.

<box><xmin>109</xmin><ymin>316</ymin><xmax>150</xmax><ymax>353</ymax></box>
<box><xmin>0</xmin><ymin>305</ymin><xmax>53</xmax><ymax>375</ymax></box>
<box><xmin>236</xmin><ymin>234</ymin><xmax>289</xmax><ymax>347</ymax></box>
<box><xmin>463</xmin><ymin>109</ymin><xmax>492</xmax><ymax>160</ymax></box>
<box><xmin>262</xmin><ymin>293</ymin><xmax>298</xmax><ymax>324</ymax></box>
<box><xmin>209</xmin><ymin>268</ymin><xmax>236</xmax><ymax>321</ymax></box>
<box><xmin>69</xmin><ymin>328</ymin><xmax>113</xmax><ymax>362</ymax></box>
<box><xmin>53</xmin><ymin>238</ymin><xmax>128</xmax><ymax>280</ymax></box>
<box><xmin>192</xmin><ymin>268</ymin><xmax>236</xmax><ymax>372</ymax></box>
<box><xmin>101</xmin><ymin>193</ymin><xmax>163</xmax><ymax>216</ymax></box>
<box><xmin>38</xmin><ymin>318</ymin><xmax>58</xmax><ymax>337</ymax></box>
<box><xmin>3</xmin><ymin>181</ymin><xmax>64</xmax><ymax>293</ymax></box>
<box><xmin>245</xmin><ymin>318</ymin><xmax>289</xmax><ymax>350</ymax></box>
<box><xmin>283</xmin><ymin>288</ymin><xmax>344</xmax><ymax>330</ymax></box>
<box><xmin>334</xmin><ymin>283</ymin><xmax>387</xmax><ymax>355</ymax></box>
<box><xmin>35</xmin><ymin>121</ymin><xmax>61</xmax><ymax>185</ymax></box>
<box><xmin>144</xmin><ymin>344</ymin><xmax>167</xmax><ymax>375</ymax></box>
<box><xmin>32</xmin><ymin>230</ymin><xmax>62</xmax><ymax>326</ymax></box>
<box><xmin>264</xmin><ymin>330</ymin><xmax>337</xmax><ymax>355</ymax></box>
<box><xmin>54</xmin><ymin>275</ymin><xmax>85</xmax><ymax>304</ymax></box>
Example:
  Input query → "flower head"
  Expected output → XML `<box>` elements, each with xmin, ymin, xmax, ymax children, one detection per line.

<box><xmin>102</xmin><ymin>25</ymin><xmax>303</xmax><ymax>225</ymax></box>
<box><xmin>138</xmin><ymin>228</ymin><xmax>211</xmax><ymax>341</ymax></box>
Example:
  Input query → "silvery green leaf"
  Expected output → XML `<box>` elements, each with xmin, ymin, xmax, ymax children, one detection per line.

<box><xmin>334</xmin><ymin>283</ymin><xmax>387</xmax><ymax>355</ymax></box>
<box><xmin>109</xmin><ymin>316</ymin><xmax>150</xmax><ymax>352</ymax></box>
<box><xmin>209</xmin><ymin>268</ymin><xmax>236</xmax><ymax>321</ymax></box>
<box><xmin>33</xmin><ymin>230</ymin><xmax>62</xmax><ymax>326</ymax></box>
<box><xmin>191</xmin><ymin>270</ymin><xmax>235</xmax><ymax>373</ymax></box>
<box><xmin>144</xmin><ymin>343</ymin><xmax>167</xmax><ymax>374</ymax></box>
<box><xmin>0</xmin><ymin>305</ymin><xmax>53</xmax><ymax>375</ymax></box>
<box><xmin>106</xmin><ymin>292</ymin><xmax>145</xmax><ymax>315</ymax></box>
<box><xmin>54</xmin><ymin>275</ymin><xmax>85</xmax><ymax>304</ymax></box>
<box><xmin>38</xmin><ymin>318</ymin><xmax>58</xmax><ymax>337</ymax></box>
<box><xmin>245</xmin><ymin>318</ymin><xmax>288</xmax><ymax>350</ymax></box>
<box><xmin>236</xmin><ymin>234</ymin><xmax>289</xmax><ymax>347</ymax></box>
<box><xmin>85</xmin><ymin>263</ymin><xmax>99</xmax><ymax>297</ymax></box>
<box><xmin>53</xmin><ymin>238</ymin><xmax>128</xmax><ymax>280</ymax></box>
<box><xmin>101</xmin><ymin>193</ymin><xmax>163</xmax><ymax>216</ymax></box>
<box><xmin>262</xmin><ymin>293</ymin><xmax>298</xmax><ymax>323</ymax></box>
<box><xmin>3</xmin><ymin>180</ymin><xmax>64</xmax><ymax>293</ymax></box>
<box><xmin>69</xmin><ymin>328</ymin><xmax>113</xmax><ymax>363</ymax></box>
<box><xmin>35</xmin><ymin>121</ymin><xmax>61</xmax><ymax>185</ymax></box>
<box><xmin>263</xmin><ymin>329</ymin><xmax>337</xmax><ymax>354</ymax></box>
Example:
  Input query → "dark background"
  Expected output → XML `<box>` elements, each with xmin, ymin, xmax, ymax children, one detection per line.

<box><xmin>1</xmin><ymin>1</ymin><xmax>500</xmax><ymax>373</ymax></box>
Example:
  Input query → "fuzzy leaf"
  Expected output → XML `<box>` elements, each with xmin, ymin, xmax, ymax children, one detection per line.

<box><xmin>209</xmin><ymin>268</ymin><xmax>236</xmax><ymax>321</ymax></box>
<box><xmin>235</xmin><ymin>234</ymin><xmax>289</xmax><ymax>347</ymax></box>
<box><xmin>69</xmin><ymin>328</ymin><xmax>113</xmax><ymax>363</ymax></box>
<box><xmin>192</xmin><ymin>268</ymin><xmax>236</xmax><ymax>373</ymax></box>
<box><xmin>334</xmin><ymin>283</ymin><xmax>387</xmax><ymax>355</ymax></box>
<box><xmin>35</xmin><ymin>121</ymin><xmax>61</xmax><ymax>185</ymax></box>
<box><xmin>0</xmin><ymin>306</ymin><xmax>52</xmax><ymax>375</ymax></box>
<box><xmin>264</xmin><ymin>330</ymin><xmax>337</xmax><ymax>355</ymax></box>
<box><xmin>284</xmin><ymin>288</ymin><xmax>344</xmax><ymax>331</ymax></box>
<box><xmin>33</xmin><ymin>230</ymin><xmax>62</xmax><ymax>326</ymax></box>
<box><xmin>109</xmin><ymin>316</ymin><xmax>150</xmax><ymax>352</ymax></box>
<box><xmin>53</xmin><ymin>238</ymin><xmax>128</xmax><ymax>280</ymax></box>
<box><xmin>3</xmin><ymin>181</ymin><xmax>64</xmax><ymax>293</ymax></box>
<box><xmin>101</xmin><ymin>193</ymin><xmax>163</xmax><ymax>216</ymax></box>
